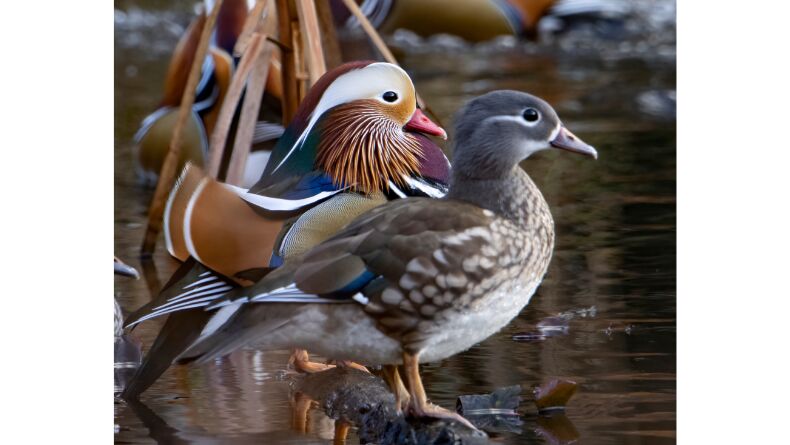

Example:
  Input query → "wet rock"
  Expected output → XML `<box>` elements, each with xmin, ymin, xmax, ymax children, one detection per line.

<box><xmin>297</xmin><ymin>367</ymin><xmax>398</xmax><ymax>423</ymax></box>
<box><xmin>457</xmin><ymin>386</ymin><xmax>523</xmax><ymax>433</ymax></box>
<box><xmin>294</xmin><ymin>367</ymin><xmax>487</xmax><ymax>444</ymax></box>
<box><xmin>533</xmin><ymin>379</ymin><xmax>578</xmax><ymax>413</ymax></box>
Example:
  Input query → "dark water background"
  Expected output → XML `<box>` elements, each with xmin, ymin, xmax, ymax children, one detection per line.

<box><xmin>115</xmin><ymin>1</ymin><xmax>676</xmax><ymax>443</ymax></box>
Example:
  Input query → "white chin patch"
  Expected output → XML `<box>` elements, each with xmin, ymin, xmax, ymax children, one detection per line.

<box><xmin>522</xmin><ymin>140</ymin><xmax>550</xmax><ymax>158</ymax></box>
<box><xmin>522</xmin><ymin>123</ymin><xmax>561</xmax><ymax>158</ymax></box>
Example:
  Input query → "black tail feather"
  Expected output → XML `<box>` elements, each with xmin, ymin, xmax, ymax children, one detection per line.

<box><xmin>121</xmin><ymin>309</ymin><xmax>211</xmax><ymax>400</ymax></box>
<box><xmin>121</xmin><ymin>258</ymin><xmax>239</xmax><ymax>399</ymax></box>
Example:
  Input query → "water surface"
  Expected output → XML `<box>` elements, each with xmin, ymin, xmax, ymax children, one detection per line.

<box><xmin>115</xmin><ymin>2</ymin><xmax>676</xmax><ymax>443</ymax></box>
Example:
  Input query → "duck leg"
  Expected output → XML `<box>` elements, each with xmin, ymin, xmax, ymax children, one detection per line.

<box><xmin>291</xmin><ymin>392</ymin><xmax>315</xmax><ymax>433</ymax></box>
<box><xmin>290</xmin><ymin>348</ymin><xmax>369</xmax><ymax>373</ymax></box>
<box><xmin>333</xmin><ymin>419</ymin><xmax>351</xmax><ymax>444</ymax></box>
<box><xmin>333</xmin><ymin>360</ymin><xmax>370</xmax><ymax>373</ymax></box>
<box><xmin>402</xmin><ymin>352</ymin><xmax>477</xmax><ymax>430</ymax></box>
<box><xmin>381</xmin><ymin>365</ymin><xmax>410</xmax><ymax>412</ymax></box>
<box><xmin>290</xmin><ymin>348</ymin><xmax>334</xmax><ymax>373</ymax></box>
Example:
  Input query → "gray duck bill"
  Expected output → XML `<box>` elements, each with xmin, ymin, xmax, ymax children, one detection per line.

<box><xmin>550</xmin><ymin>126</ymin><xmax>598</xmax><ymax>159</ymax></box>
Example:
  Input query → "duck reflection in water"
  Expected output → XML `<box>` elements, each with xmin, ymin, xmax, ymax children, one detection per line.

<box><xmin>120</xmin><ymin>352</ymin><xmax>579</xmax><ymax>444</ymax></box>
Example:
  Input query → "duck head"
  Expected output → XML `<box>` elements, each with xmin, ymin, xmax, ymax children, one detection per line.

<box><xmin>259</xmin><ymin>61</ymin><xmax>447</xmax><ymax>194</ymax></box>
<box><xmin>451</xmin><ymin>90</ymin><xmax>597</xmax><ymax>179</ymax></box>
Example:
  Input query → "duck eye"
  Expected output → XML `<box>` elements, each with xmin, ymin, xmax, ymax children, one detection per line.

<box><xmin>523</xmin><ymin>108</ymin><xmax>540</xmax><ymax>122</ymax></box>
<box><xmin>382</xmin><ymin>91</ymin><xmax>398</xmax><ymax>103</ymax></box>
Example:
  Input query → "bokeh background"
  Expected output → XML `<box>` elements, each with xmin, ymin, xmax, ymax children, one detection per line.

<box><xmin>115</xmin><ymin>1</ymin><xmax>676</xmax><ymax>443</ymax></box>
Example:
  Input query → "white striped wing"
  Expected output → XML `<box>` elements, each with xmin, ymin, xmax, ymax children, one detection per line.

<box><xmin>126</xmin><ymin>270</ymin><xmax>233</xmax><ymax>327</ymax></box>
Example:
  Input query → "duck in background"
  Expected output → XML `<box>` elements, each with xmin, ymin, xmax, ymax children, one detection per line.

<box><xmin>121</xmin><ymin>61</ymin><xmax>450</xmax><ymax>399</ymax></box>
<box><xmin>331</xmin><ymin>0</ymin><xmax>627</xmax><ymax>41</ymax></box>
<box><xmin>125</xmin><ymin>90</ymin><xmax>597</xmax><ymax>427</ymax></box>
<box><xmin>132</xmin><ymin>0</ymin><xmax>620</xmax><ymax>188</ymax></box>
<box><xmin>133</xmin><ymin>0</ymin><xmax>283</xmax><ymax>187</ymax></box>
<box><xmin>114</xmin><ymin>257</ymin><xmax>143</xmax><ymax>394</ymax></box>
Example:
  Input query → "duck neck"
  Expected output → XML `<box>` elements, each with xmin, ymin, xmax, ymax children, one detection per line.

<box><xmin>446</xmin><ymin>166</ymin><xmax>552</xmax><ymax>230</ymax></box>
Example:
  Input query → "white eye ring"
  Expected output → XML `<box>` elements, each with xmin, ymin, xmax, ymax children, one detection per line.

<box><xmin>383</xmin><ymin>91</ymin><xmax>398</xmax><ymax>102</ymax></box>
<box><xmin>378</xmin><ymin>90</ymin><xmax>400</xmax><ymax>104</ymax></box>
<box><xmin>483</xmin><ymin>115</ymin><xmax>540</xmax><ymax>127</ymax></box>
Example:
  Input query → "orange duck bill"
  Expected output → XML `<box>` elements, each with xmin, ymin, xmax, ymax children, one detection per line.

<box><xmin>404</xmin><ymin>109</ymin><xmax>447</xmax><ymax>140</ymax></box>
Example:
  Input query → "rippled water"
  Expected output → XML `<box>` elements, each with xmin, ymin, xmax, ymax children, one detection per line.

<box><xmin>115</xmin><ymin>2</ymin><xmax>675</xmax><ymax>443</ymax></box>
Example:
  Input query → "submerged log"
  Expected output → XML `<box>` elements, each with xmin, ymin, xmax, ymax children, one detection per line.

<box><xmin>293</xmin><ymin>367</ymin><xmax>488</xmax><ymax>444</ymax></box>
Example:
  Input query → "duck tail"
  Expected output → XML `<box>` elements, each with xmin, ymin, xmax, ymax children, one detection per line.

<box><xmin>121</xmin><ymin>259</ymin><xmax>238</xmax><ymax>399</ymax></box>
<box><xmin>120</xmin><ymin>309</ymin><xmax>212</xmax><ymax>400</ymax></box>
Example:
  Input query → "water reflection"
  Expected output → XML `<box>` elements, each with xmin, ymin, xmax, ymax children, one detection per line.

<box><xmin>118</xmin><ymin>358</ymin><xmax>589</xmax><ymax>444</ymax></box>
<box><xmin>534</xmin><ymin>412</ymin><xmax>580</xmax><ymax>445</ymax></box>
<box><xmin>115</xmin><ymin>1</ymin><xmax>675</xmax><ymax>443</ymax></box>
<box><xmin>116</xmin><ymin>350</ymin><xmax>344</xmax><ymax>444</ymax></box>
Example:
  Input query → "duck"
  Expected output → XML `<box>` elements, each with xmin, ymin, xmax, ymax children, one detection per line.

<box><xmin>133</xmin><ymin>0</ymin><xmax>283</xmax><ymax>187</ymax></box>
<box><xmin>161</xmin><ymin>61</ymin><xmax>448</xmax><ymax>281</ymax></box>
<box><xmin>124</xmin><ymin>89</ymin><xmax>597</xmax><ymax>427</ymax></box>
<box><xmin>332</xmin><ymin>0</ymin><xmax>626</xmax><ymax>41</ymax></box>
<box><xmin>121</xmin><ymin>61</ymin><xmax>449</xmax><ymax>399</ymax></box>
<box><xmin>115</xmin><ymin>257</ymin><xmax>143</xmax><ymax>394</ymax></box>
<box><xmin>114</xmin><ymin>257</ymin><xmax>140</xmax><ymax>338</ymax></box>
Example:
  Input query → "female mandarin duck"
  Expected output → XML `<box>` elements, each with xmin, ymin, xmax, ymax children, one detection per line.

<box><xmin>125</xmin><ymin>90</ymin><xmax>596</xmax><ymax>428</ymax></box>
<box><xmin>122</xmin><ymin>61</ymin><xmax>449</xmax><ymax>398</ymax></box>
<box><xmin>133</xmin><ymin>0</ymin><xmax>283</xmax><ymax>186</ymax></box>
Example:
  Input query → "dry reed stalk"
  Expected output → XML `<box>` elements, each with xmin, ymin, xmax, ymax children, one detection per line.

<box><xmin>234</xmin><ymin>0</ymin><xmax>269</xmax><ymax>56</ymax></box>
<box><xmin>141</xmin><ymin>0</ymin><xmax>225</xmax><ymax>256</ymax></box>
<box><xmin>276</xmin><ymin>0</ymin><xmax>299</xmax><ymax>124</ymax></box>
<box><xmin>291</xmin><ymin>23</ymin><xmax>308</xmax><ymax>99</ymax></box>
<box><xmin>225</xmin><ymin>38</ymin><xmax>274</xmax><ymax>185</ymax></box>
<box><xmin>294</xmin><ymin>0</ymin><xmax>326</xmax><ymax>85</ymax></box>
<box><xmin>205</xmin><ymin>33</ymin><xmax>267</xmax><ymax>177</ymax></box>
<box><xmin>225</xmin><ymin>6</ymin><xmax>279</xmax><ymax>186</ymax></box>
<box><xmin>315</xmin><ymin>0</ymin><xmax>342</xmax><ymax>69</ymax></box>
<box><xmin>339</xmin><ymin>0</ymin><xmax>429</xmax><ymax>110</ymax></box>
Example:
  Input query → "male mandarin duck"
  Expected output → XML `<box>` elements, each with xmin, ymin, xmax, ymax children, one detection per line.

<box><xmin>332</xmin><ymin>0</ymin><xmax>624</xmax><ymax>41</ymax></box>
<box><xmin>125</xmin><ymin>90</ymin><xmax>597</xmax><ymax>427</ymax></box>
<box><xmin>162</xmin><ymin>60</ymin><xmax>449</xmax><ymax>281</ymax></box>
<box><xmin>133</xmin><ymin>0</ymin><xmax>283</xmax><ymax>186</ymax></box>
<box><xmin>121</xmin><ymin>61</ymin><xmax>449</xmax><ymax>398</ymax></box>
